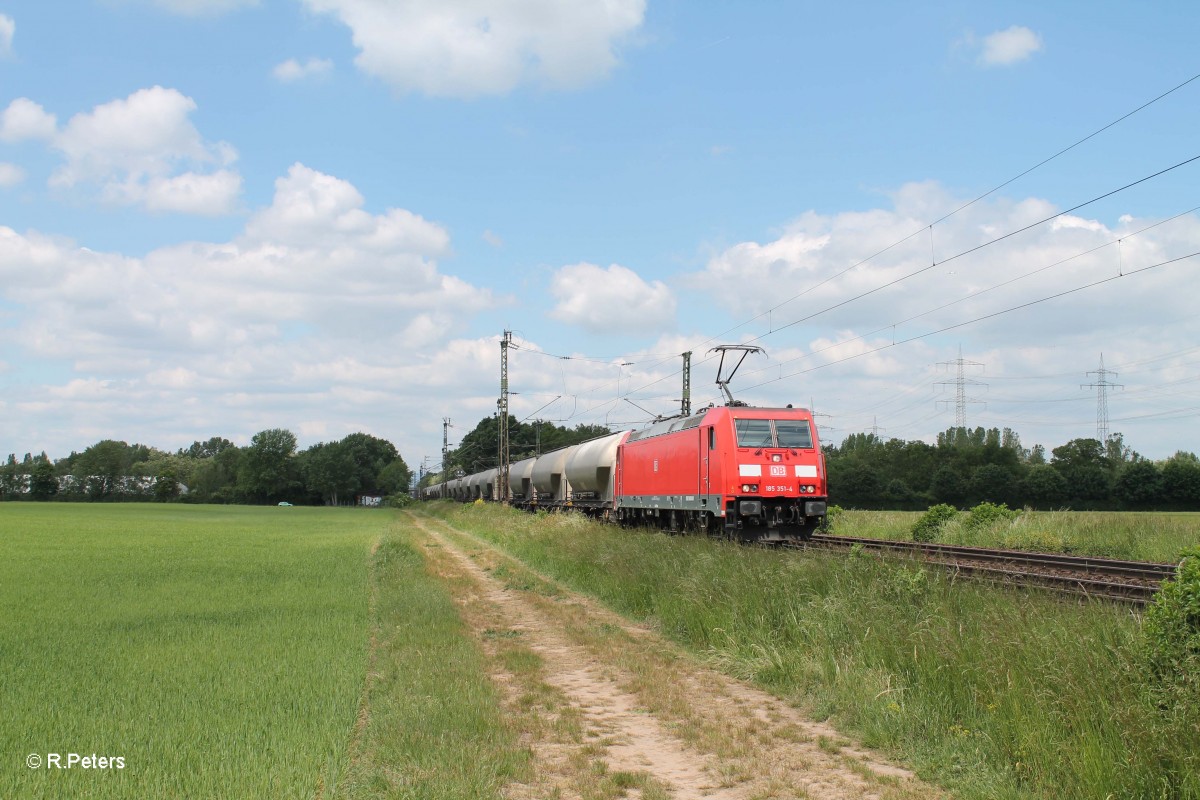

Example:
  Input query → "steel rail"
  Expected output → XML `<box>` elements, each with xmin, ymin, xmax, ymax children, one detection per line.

<box><xmin>806</xmin><ymin>533</ymin><xmax>1177</xmax><ymax>605</ymax></box>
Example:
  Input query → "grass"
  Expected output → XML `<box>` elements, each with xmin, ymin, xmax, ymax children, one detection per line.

<box><xmin>424</xmin><ymin>501</ymin><xmax>1200</xmax><ymax>800</ymax></box>
<box><xmin>830</xmin><ymin>508</ymin><xmax>1200</xmax><ymax>562</ymax></box>
<box><xmin>332</xmin><ymin>519</ymin><xmax>526</xmax><ymax>799</ymax></box>
<box><xmin>0</xmin><ymin>503</ymin><xmax>525</xmax><ymax>800</ymax></box>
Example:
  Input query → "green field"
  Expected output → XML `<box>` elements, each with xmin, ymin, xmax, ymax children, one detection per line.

<box><xmin>1</xmin><ymin>504</ymin><xmax>378</xmax><ymax>798</ymax></box>
<box><xmin>1</xmin><ymin>503</ymin><xmax>525</xmax><ymax>800</ymax></box>
<box><xmin>829</xmin><ymin>508</ymin><xmax>1200</xmax><ymax>562</ymax></box>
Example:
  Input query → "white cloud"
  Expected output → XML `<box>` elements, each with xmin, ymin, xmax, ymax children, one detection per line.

<box><xmin>302</xmin><ymin>0</ymin><xmax>646</xmax><ymax>97</ymax></box>
<box><xmin>44</xmin><ymin>86</ymin><xmax>240</xmax><ymax>215</ymax></box>
<box><xmin>482</xmin><ymin>229</ymin><xmax>504</xmax><ymax>248</ymax></box>
<box><xmin>141</xmin><ymin>169</ymin><xmax>244</xmax><ymax>215</ymax></box>
<box><xmin>245</xmin><ymin>163</ymin><xmax>450</xmax><ymax>254</ymax></box>
<box><xmin>549</xmin><ymin>262</ymin><xmax>675</xmax><ymax>334</ymax></box>
<box><xmin>0</xmin><ymin>98</ymin><xmax>58</xmax><ymax>143</ymax></box>
<box><xmin>978</xmin><ymin>25</ymin><xmax>1043</xmax><ymax>66</ymax></box>
<box><xmin>0</xmin><ymin>163</ymin><xmax>506</xmax><ymax>456</ymax></box>
<box><xmin>0</xmin><ymin>162</ymin><xmax>24</xmax><ymax>187</ymax></box>
<box><xmin>272</xmin><ymin>57</ymin><xmax>334</xmax><ymax>82</ymax></box>
<box><xmin>691</xmin><ymin>183</ymin><xmax>1200</xmax><ymax>335</ymax></box>
<box><xmin>0</xmin><ymin>14</ymin><xmax>13</xmax><ymax>57</ymax></box>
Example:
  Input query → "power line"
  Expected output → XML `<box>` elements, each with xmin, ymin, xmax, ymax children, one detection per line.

<box><xmin>737</xmin><ymin>250</ymin><xmax>1200</xmax><ymax>392</ymax></box>
<box><xmin>735</xmin><ymin>153</ymin><xmax>1200</xmax><ymax>348</ymax></box>
<box><xmin>736</xmin><ymin>204</ymin><xmax>1200</xmax><ymax>382</ymax></box>
<box><xmin>612</xmin><ymin>159</ymin><xmax>1200</xmax><ymax>409</ymax></box>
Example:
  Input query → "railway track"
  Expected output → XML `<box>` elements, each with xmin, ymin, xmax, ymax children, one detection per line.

<box><xmin>806</xmin><ymin>534</ymin><xmax>1179</xmax><ymax>605</ymax></box>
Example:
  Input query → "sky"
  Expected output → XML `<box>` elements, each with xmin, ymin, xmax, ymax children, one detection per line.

<box><xmin>1</xmin><ymin>0</ymin><xmax>1199</xmax><ymax>470</ymax></box>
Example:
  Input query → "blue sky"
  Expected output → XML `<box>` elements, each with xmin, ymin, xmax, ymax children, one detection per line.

<box><xmin>1</xmin><ymin>0</ymin><xmax>1198</xmax><ymax>466</ymax></box>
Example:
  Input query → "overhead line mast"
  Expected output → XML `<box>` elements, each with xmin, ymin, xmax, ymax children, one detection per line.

<box><xmin>937</xmin><ymin>346</ymin><xmax>987</xmax><ymax>427</ymax></box>
<box><xmin>498</xmin><ymin>330</ymin><xmax>512</xmax><ymax>503</ymax></box>
<box><xmin>1083</xmin><ymin>353</ymin><xmax>1122</xmax><ymax>443</ymax></box>
<box><xmin>681</xmin><ymin>351</ymin><xmax>692</xmax><ymax>416</ymax></box>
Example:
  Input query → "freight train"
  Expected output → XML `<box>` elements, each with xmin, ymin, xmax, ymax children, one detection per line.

<box><xmin>422</xmin><ymin>402</ymin><xmax>827</xmax><ymax>542</ymax></box>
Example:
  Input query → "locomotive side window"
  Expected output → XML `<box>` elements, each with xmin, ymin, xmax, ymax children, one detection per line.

<box><xmin>708</xmin><ymin>427</ymin><xmax>716</xmax><ymax>450</ymax></box>
<box><xmin>735</xmin><ymin>419</ymin><xmax>773</xmax><ymax>447</ymax></box>
<box><xmin>773</xmin><ymin>419</ymin><xmax>814</xmax><ymax>448</ymax></box>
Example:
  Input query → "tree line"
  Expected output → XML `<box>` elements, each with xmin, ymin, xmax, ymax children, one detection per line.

<box><xmin>0</xmin><ymin>429</ymin><xmax>412</xmax><ymax>506</ymax></box>
<box><xmin>826</xmin><ymin>426</ymin><xmax>1200</xmax><ymax>511</ymax></box>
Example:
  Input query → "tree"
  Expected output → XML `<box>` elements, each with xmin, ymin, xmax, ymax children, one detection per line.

<box><xmin>301</xmin><ymin>441</ymin><xmax>357</xmax><ymax>506</ymax></box>
<box><xmin>339</xmin><ymin>432</ymin><xmax>399</xmax><ymax>495</ymax></box>
<box><xmin>968</xmin><ymin>464</ymin><xmax>1018</xmax><ymax>506</ymax></box>
<box><xmin>929</xmin><ymin>465</ymin><xmax>967</xmax><ymax>506</ymax></box>
<box><xmin>153</xmin><ymin>462</ymin><xmax>181</xmax><ymax>501</ymax></box>
<box><xmin>1050</xmin><ymin>438</ymin><xmax>1111</xmax><ymax>504</ymax></box>
<box><xmin>29</xmin><ymin>457</ymin><xmax>58</xmax><ymax>501</ymax></box>
<box><xmin>1162</xmin><ymin>452</ymin><xmax>1200</xmax><ymax>509</ymax></box>
<box><xmin>181</xmin><ymin>436</ymin><xmax>236</xmax><ymax>460</ymax></box>
<box><xmin>188</xmin><ymin>445</ymin><xmax>242</xmax><ymax>503</ymax></box>
<box><xmin>1021</xmin><ymin>464</ymin><xmax>1067</xmax><ymax>507</ymax></box>
<box><xmin>238</xmin><ymin>429</ymin><xmax>299</xmax><ymax>503</ymax></box>
<box><xmin>833</xmin><ymin>463</ymin><xmax>883</xmax><ymax>508</ymax></box>
<box><xmin>0</xmin><ymin>454</ymin><xmax>21</xmax><ymax>499</ymax></box>
<box><xmin>1114</xmin><ymin>460</ymin><xmax>1164</xmax><ymax>509</ymax></box>
<box><xmin>882</xmin><ymin>478</ymin><xmax>919</xmax><ymax>508</ymax></box>
<box><xmin>378</xmin><ymin>457</ymin><xmax>413</xmax><ymax>496</ymax></box>
<box><xmin>72</xmin><ymin>440</ymin><xmax>138</xmax><ymax>499</ymax></box>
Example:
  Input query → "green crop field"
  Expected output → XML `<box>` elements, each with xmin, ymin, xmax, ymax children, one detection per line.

<box><xmin>1</xmin><ymin>503</ymin><xmax>525</xmax><ymax>800</ymax></box>
<box><xmin>0</xmin><ymin>504</ymin><xmax>383</xmax><ymax>799</ymax></box>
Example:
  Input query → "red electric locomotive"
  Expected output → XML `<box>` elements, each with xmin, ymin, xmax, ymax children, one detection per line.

<box><xmin>614</xmin><ymin>403</ymin><xmax>827</xmax><ymax>541</ymax></box>
<box><xmin>426</xmin><ymin>345</ymin><xmax>827</xmax><ymax>542</ymax></box>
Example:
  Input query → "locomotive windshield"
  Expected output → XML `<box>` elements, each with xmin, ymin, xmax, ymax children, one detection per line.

<box><xmin>774</xmin><ymin>419</ymin><xmax>814</xmax><ymax>448</ymax></box>
<box><xmin>734</xmin><ymin>418</ymin><xmax>815</xmax><ymax>448</ymax></box>
<box><xmin>735</xmin><ymin>419</ymin><xmax>773</xmax><ymax>447</ymax></box>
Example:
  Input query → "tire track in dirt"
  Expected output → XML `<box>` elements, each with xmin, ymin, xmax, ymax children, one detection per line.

<box><xmin>410</xmin><ymin>512</ymin><xmax>939</xmax><ymax>800</ymax></box>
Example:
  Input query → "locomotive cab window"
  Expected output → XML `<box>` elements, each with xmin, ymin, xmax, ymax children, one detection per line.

<box><xmin>774</xmin><ymin>419</ymin><xmax>814</xmax><ymax>449</ymax></box>
<box><xmin>735</xmin><ymin>419</ymin><xmax>773</xmax><ymax>448</ymax></box>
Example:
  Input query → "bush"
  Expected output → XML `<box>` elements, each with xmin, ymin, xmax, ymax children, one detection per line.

<box><xmin>822</xmin><ymin>504</ymin><xmax>845</xmax><ymax>531</ymax></box>
<box><xmin>963</xmin><ymin>501</ymin><xmax>1018</xmax><ymax>531</ymax></box>
<box><xmin>912</xmin><ymin>503</ymin><xmax>959</xmax><ymax>542</ymax></box>
<box><xmin>1142</xmin><ymin>549</ymin><xmax>1200</xmax><ymax>696</ymax></box>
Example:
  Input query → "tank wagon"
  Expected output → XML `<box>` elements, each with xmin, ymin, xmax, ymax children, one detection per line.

<box><xmin>424</xmin><ymin>403</ymin><xmax>827</xmax><ymax>542</ymax></box>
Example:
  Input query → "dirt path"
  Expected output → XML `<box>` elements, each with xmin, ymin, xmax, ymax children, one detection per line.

<box><xmin>408</xmin><ymin>513</ymin><xmax>939</xmax><ymax>800</ymax></box>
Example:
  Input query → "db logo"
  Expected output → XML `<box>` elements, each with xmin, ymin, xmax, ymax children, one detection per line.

<box><xmin>769</xmin><ymin>465</ymin><xmax>786</xmax><ymax>477</ymax></box>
